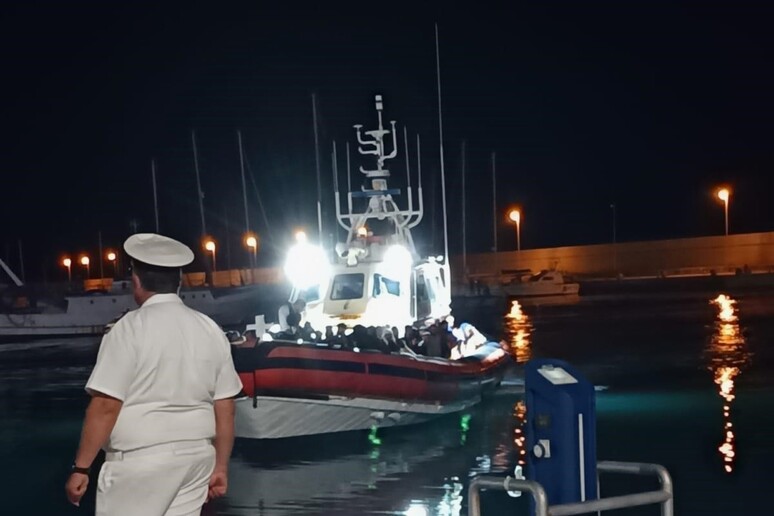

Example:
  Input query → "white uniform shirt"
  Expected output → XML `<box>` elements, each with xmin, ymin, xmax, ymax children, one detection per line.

<box><xmin>277</xmin><ymin>303</ymin><xmax>291</xmax><ymax>331</ymax></box>
<box><xmin>86</xmin><ymin>293</ymin><xmax>242</xmax><ymax>452</ymax></box>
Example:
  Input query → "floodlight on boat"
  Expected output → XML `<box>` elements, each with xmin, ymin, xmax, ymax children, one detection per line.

<box><xmin>403</xmin><ymin>503</ymin><xmax>428</xmax><ymax>516</ymax></box>
<box><xmin>383</xmin><ymin>245</ymin><xmax>412</xmax><ymax>277</ymax></box>
<box><xmin>284</xmin><ymin>240</ymin><xmax>329</xmax><ymax>290</ymax></box>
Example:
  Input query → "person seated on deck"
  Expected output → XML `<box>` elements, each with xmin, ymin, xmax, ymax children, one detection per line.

<box><xmin>448</xmin><ymin>328</ymin><xmax>466</xmax><ymax>360</ymax></box>
<box><xmin>278</xmin><ymin>298</ymin><xmax>306</xmax><ymax>331</ymax></box>
<box><xmin>378</xmin><ymin>326</ymin><xmax>400</xmax><ymax>354</ymax></box>
<box><xmin>351</xmin><ymin>325</ymin><xmax>389</xmax><ymax>353</ymax></box>
<box><xmin>301</xmin><ymin>321</ymin><xmax>317</xmax><ymax>341</ymax></box>
<box><xmin>324</xmin><ymin>325</ymin><xmax>334</xmax><ymax>342</ymax></box>
<box><xmin>458</xmin><ymin>322</ymin><xmax>488</xmax><ymax>355</ymax></box>
<box><xmin>424</xmin><ymin>323</ymin><xmax>444</xmax><ymax>357</ymax></box>
<box><xmin>276</xmin><ymin>311</ymin><xmax>302</xmax><ymax>340</ymax></box>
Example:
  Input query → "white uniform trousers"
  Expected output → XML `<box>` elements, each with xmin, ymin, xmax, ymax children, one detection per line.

<box><xmin>96</xmin><ymin>440</ymin><xmax>215</xmax><ymax>516</ymax></box>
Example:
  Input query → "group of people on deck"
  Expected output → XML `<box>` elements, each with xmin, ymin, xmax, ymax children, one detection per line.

<box><xmin>231</xmin><ymin>298</ymin><xmax>490</xmax><ymax>360</ymax></box>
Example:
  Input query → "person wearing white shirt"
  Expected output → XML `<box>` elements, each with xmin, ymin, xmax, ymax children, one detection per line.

<box><xmin>65</xmin><ymin>233</ymin><xmax>243</xmax><ymax>516</ymax></box>
<box><xmin>277</xmin><ymin>298</ymin><xmax>306</xmax><ymax>331</ymax></box>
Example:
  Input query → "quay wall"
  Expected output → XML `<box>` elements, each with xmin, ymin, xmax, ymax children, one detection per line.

<box><xmin>453</xmin><ymin>231</ymin><xmax>774</xmax><ymax>280</ymax></box>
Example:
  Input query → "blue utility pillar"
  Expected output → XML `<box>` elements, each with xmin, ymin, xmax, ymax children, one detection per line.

<box><xmin>525</xmin><ymin>358</ymin><xmax>597</xmax><ymax>507</ymax></box>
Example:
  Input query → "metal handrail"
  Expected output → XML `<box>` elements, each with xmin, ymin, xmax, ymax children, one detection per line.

<box><xmin>468</xmin><ymin>476</ymin><xmax>549</xmax><ymax>516</ymax></box>
<box><xmin>467</xmin><ymin>460</ymin><xmax>673</xmax><ymax>516</ymax></box>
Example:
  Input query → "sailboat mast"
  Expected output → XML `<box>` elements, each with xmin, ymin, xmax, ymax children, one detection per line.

<box><xmin>237</xmin><ymin>130</ymin><xmax>250</xmax><ymax>233</ymax></box>
<box><xmin>435</xmin><ymin>23</ymin><xmax>449</xmax><ymax>261</ymax></box>
<box><xmin>191</xmin><ymin>130</ymin><xmax>207</xmax><ymax>237</ymax></box>
<box><xmin>461</xmin><ymin>140</ymin><xmax>467</xmax><ymax>274</ymax></box>
<box><xmin>492</xmin><ymin>151</ymin><xmax>497</xmax><ymax>252</ymax></box>
<box><xmin>312</xmin><ymin>93</ymin><xmax>323</xmax><ymax>242</ymax></box>
<box><xmin>151</xmin><ymin>159</ymin><xmax>160</xmax><ymax>232</ymax></box>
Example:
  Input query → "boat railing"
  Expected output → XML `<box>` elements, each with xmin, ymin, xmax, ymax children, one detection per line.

<box><xmin>468</xmin><ymin>460</ymin><xmax>674</xmax><ymax>516</ymax></box>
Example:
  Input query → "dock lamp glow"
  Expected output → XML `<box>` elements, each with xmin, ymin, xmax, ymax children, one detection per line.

<box><xmin>245</xmin><ymin>234</ymin><xmax>258</xmax><ymax>267</ymax></box>
<box><xmin>62</xmin><ymin>257</ymin><xmax>72</xmax><ymax>282</ymax></box>
<box><xmin>508</xmin><ymin>209</ymin><xmax>522</xmax><ymax>251</ymax></box>
<box><xmin>80</xmin><ymin>256</ymin><xmax>90</xmax><ymax>279</ymax></box>
<box><xmin>717</xmin><ymin>188</ymin><xmax>730</xmax><ymax>236</ymax></box>
<box><xmin>204</xmin><ymin>239</ymin><xmax>217</xmax><ymax>272</ymax></box>
<box><xmin>106</xmin><ymin>251</ymin><xmax>117</xmax><ymax>277</ymax></box>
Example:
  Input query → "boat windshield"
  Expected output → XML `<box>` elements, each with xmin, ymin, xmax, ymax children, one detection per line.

<box><xmin>373</xmin><ymin>274</ymin><xmax>400</xmax><ymax>297</ymax></box>
<box><xmin>330</xmin><ymin>273</ymin><xmax>365</xmax><ymax>300</ymax></box>
<box><xmin>530</xmin><ymin>271</ymin><xmax>553</xmax><ymax>282</ymax></box>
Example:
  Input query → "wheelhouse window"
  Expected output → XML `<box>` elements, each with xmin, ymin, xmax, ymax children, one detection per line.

<box><xmin>373</xmin><ymin>274</ymin><xmax>400</xmax><ymax>297</ymax></box>
<box><xmin>330</xmin><ymin>273</ymin><xmax>365</xmax><ymax>300</ymax></box>
<box><xmin>300</xmin><ymin>285</ymin><xmax>321</xmax><ymax>303</ymax></box>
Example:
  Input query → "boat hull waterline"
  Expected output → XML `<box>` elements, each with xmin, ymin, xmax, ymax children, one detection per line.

<box><xmin>233</xmin><ymin>341</ymin><xmax>509</xmax><ymax>439</ymax></box>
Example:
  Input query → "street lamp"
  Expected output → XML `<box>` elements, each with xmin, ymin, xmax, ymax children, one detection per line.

<box><xmin>62</xmin><ymin>257</ymin><xmax>72</xmax><ymax>282</ymax></box>
<box><xmin>717</xmin><ymin>188</ymin><xmax>730</xmax><ymax>236</ymax></box>
<box><xmin>106</xmin><ymin>251</ymin><xmax>117</xmax><ymax>277</ymax></box>
<box><xmin>204</xmin><ymin>239</ymin><xmax>217</xmax><ymax>272</ymax></box>
<box><xmin>508</xmin><ymin>209</ymin><xmax>521</xmax><ymax>251</ymax></box>
<box><xmin>244</xmin><ymin>234</ymin><xmax>258</xmax><ymax>268</ymax></box>
<box><xmin>80</xmin><ymin>256</ymin><xmax>90</xmax><ymax>278</ymax></box>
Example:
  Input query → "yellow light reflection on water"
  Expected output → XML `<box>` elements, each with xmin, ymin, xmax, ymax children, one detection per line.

<box><xmin>706</xmin><ymin>294</ymin><xmax>751</xmax><ymax>474</ymax></box>
<box><xmin>513</xmin><ymin>400</ymin><xmax>527</xmax><ymax>467</ymax></box>
<box><xmin>505</xmin><ymin>300</ymin><xmax>532</xmax><ymax>363</ymax></box>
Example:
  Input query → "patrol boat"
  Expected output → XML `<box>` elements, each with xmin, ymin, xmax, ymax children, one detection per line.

<box><xmin>232</xmin><ymin>95</ymin><xmax>510</xmax><ymax>439</ymax></box>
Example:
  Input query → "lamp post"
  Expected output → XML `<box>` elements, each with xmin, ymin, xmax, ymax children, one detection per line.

<box><xmin>63</xmin><ymin>258</ymin><xmax>72</xmax><ymax>282</ymax></box>
<box><xmin>508</xmin><ymin>209</ymin><xmax>521</xmax><ymax>251</ymax></box>
<box><xmin>106</xmin><ymin>251</ymin><xmax>117</xmax><ymax>277</ymax></box>
<box><xmin>80</xmin><ymin>256</ymin><xmax>90</xmax><ymax>279</ymax></box>
<box><xmin>204</xmin><ymin>240</ymin><xmax>217</xmax><ymax>272</ymax></box>
<box><xmin>244</xmin><ymin>234</ymin><xmax>258</xmax><ymax>268</ymax></box>
<box><xmin>717</xmin><ymin>188</ymin><xmax>730</xmax><ymax>236</ymax></box>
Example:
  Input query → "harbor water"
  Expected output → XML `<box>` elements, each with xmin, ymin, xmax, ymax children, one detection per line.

<box><xmin>2</xmin><ymin>290</ymin><xmax>774</xmax><ymax>515</ymax></box>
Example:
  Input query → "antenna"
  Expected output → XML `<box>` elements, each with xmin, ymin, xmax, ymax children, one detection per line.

<box><xmin>151</xmin><ymin>159</ymin><xmax>160</xmax><ymax>232</ymax></box>
<box><xmin>191</xmin><ymin>130</ymin><xmax>207</xmax><ymax>237</ymax></box>
<box><xmin>435</xmin><ymin>23</ymin><xmax>449</xmax><ymax>262</ymax></box>
<box><xmin>461</xmin><ymin>140</ymin><xmax>467</xmax><ymax>274</ymax></box>
<box><xmin>492</xmin><ymin>151</ymin><xmax>497</xmax><ymax>252</ymax></box>
<box><xmin>237</xmin><ymin>130</ymin><xmax>250</xmax><ymax>235</ymax></box>
<box><xmin>312</xmin><ymin>94</ymin><xmax>323</xmax><ymax>242</ymax></box>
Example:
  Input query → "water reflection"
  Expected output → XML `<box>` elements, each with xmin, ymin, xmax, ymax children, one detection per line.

<box><xmin>705</xmin><ymin>294</ymin><xmax>752</xmax><ymax>474</ymax></box>
<box><xmin>513</xmin><ymin>400</ymin><xmax>527</xmax><ymax>468</ymax></box>
<box><xmin>222</xmin><ymin>409</ymin><xmax>493</xmax><ymax>515</ymax></box>
<box><xmin>505</xmin><ymin>300</ymin><xmax>533</xmax><ymax>363</ymax></box>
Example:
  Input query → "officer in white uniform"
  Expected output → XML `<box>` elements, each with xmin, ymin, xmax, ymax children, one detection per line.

<box><xmin>65</xmin><ymin>233</ymin><xmax>243</xmax><ymax>516</ymax></box>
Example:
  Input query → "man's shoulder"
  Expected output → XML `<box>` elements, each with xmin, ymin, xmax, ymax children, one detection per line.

<box><xmin>179</xmin><ymin>305</ymin><xmax>226</xmax><ymax>334</ymax></box>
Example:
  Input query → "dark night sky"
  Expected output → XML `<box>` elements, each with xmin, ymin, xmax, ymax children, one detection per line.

<box><xmin>2</xmin><ymin>1</ymin><xmax>774</xmax><ymax>281</ymax></box>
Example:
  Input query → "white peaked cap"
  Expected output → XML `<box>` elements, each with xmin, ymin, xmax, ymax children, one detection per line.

<box><xmin>123</xmin><ymin>233</ymin><xmax>194</xmax><ymax>267</ymax></box>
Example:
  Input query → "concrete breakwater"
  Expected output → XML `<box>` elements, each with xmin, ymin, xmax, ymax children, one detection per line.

<box><xmin>454</xmin><ymin>231</ymin><xmax>774</xmax><ymax>282</ymax></box>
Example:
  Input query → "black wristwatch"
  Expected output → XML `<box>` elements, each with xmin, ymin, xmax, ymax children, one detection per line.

<box><xmin>70</xmin><ymin>463</ymin><xmax>90</xmax><ymax>476</ymax></box>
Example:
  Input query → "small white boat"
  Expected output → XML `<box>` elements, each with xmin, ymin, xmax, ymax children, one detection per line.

<box><xmin>0</xmin><ymin>280</ymin><xmax>282</xmax><ymax>338</ymax></box>
<box><xmin>502</xmin><ymin>270</ymin><xmax>580</xmax><ymax>298</ymax></box>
